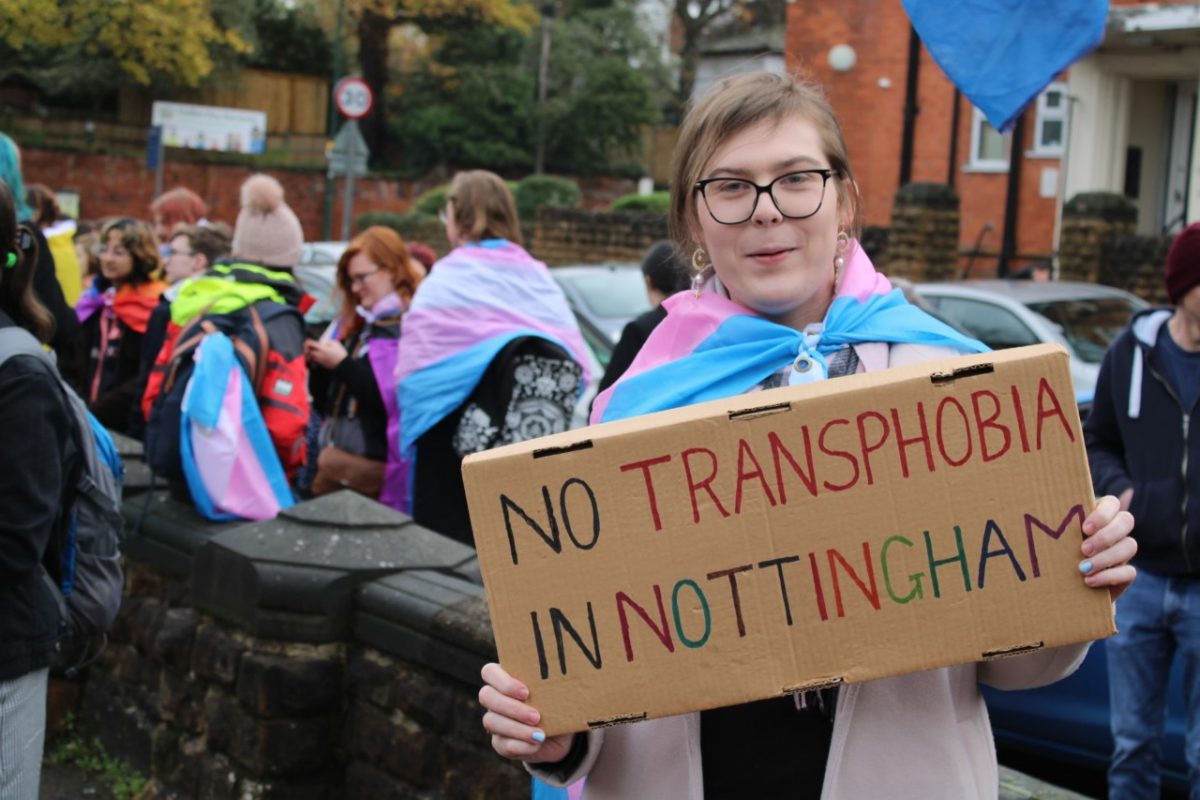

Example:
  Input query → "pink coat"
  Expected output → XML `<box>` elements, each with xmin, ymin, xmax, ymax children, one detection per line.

<box><xmin>531</xmin><ymin>342</ymin><xmax>1093</xmax><ymax>799</ymax></box>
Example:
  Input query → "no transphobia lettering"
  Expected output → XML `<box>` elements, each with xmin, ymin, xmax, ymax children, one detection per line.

<box><xmin>463</xmin><ymin>345</ymin><xmax>1117</xmax><ymax>736</ymax></box>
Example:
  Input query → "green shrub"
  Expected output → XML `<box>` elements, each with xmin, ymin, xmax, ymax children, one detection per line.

<box><xmin>513</xmin><ymin>175</ymin><xmax>582</xmax><ymax>222</ymax></box>
<box><xmin>611</xmin><ymin>191</ymin><xmax>670</xmax><ymax>215</ymax></box>
<box><xmin>413</xmin><ymin>185</ymin><xmax>449</xmax><ymax>217</ymax></box>
<box><xmin>354</xmin><ymin>211</ymin><xmax>448</xmax><ymax>250</ymax></box>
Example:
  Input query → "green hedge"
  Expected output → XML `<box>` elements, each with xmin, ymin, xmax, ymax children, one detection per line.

<box><xmin>513</xmin><ymin>175</ymin><xmax>581</xmax><ymax>222</ymax></box>
<box><xmin>412</xmin><ymin>186</ymin><xmax>448</xmax><ymax>217</ymax></box>
<box><xmin>611</xmin><ymin>191</ymin><xmax>670</xmax><ymax>215</ymax></box>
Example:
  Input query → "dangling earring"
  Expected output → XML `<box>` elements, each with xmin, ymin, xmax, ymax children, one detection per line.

<box><xmin>832</xmin><ymin>230</ymin><xmax>850</xmax><ymax>292</ymax></box>
<box><xmin>691</xmin><ymin>247</ymin><xmax>709</xmax><ymax>298</ymax></box>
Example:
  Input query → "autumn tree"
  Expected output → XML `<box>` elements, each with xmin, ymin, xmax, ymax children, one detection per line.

<box><xmin>0</xmin><ymin>0</ymin><xmax>251</xmax><ymax>96</ymax></box>
<box><xmin>670</xmin><ymin>0</ymin><xmax>784</xmax><ymax>113</ymax></box>
<box><xmin>388</xmin><ymin>2</ymin><xmax>662</xmax><ymax>175</ymax></box>
<box><xmin>336</xmin><ymin>0</ymin><xmax>537</xmax><ymax>157</ymax></box>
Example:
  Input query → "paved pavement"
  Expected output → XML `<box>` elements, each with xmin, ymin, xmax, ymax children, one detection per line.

<box><xmin>38</xmin><ymin>761</ymin><xmax>1094</xmax><ymax>799</ymax></box>
<box><xmin>1000</xmin><ymin>765</ymin><xmax>1096</xmax><ymax>800</ymax></box>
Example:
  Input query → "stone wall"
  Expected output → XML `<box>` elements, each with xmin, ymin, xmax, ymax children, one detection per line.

<box><xmin>1057</xmin><ymin>191</ymin><xmax>1171</xmax><ymax>305</ymax></box>
<box><xmin>59</xmin><ymin>439</ymin><xmax>527</xmax><ymax>799</ymax></box>
<box><xmin>884</xmin><ymin>183</ymin><xmax>959</xmax><ymax>282</ymax></box>
<box><xmin>532</xmin><ymin>208</ymin><xmax>669</xmax><ymax>266</ymax></box>
<box><xmin>1097</xmin><ymin>233</ymin><xmax>1172</xmax><ymax>305</ymax></box>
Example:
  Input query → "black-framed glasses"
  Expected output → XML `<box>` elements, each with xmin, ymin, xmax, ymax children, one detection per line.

<box><xmin>695</xmin><ymin>168</ymin><xmax>837</xmax><ymax>225</ymax></box>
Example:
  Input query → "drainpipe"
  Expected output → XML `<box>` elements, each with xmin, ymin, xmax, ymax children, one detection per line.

<box><xmin>947</xmin><ymin>89</ymin><xmax>961</xmax><ymax>188</ymax></box>
<box><xmin>898</xmin><ymin>25</ymin><xmax>921</xmax><ymax>187</ymax></box>
<box><xmin>998</xmin><ymin>113</ymin><xmax>1027</xmax><ymax>278</ymax></box>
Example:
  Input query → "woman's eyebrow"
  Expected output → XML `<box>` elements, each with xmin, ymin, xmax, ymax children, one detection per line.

<box><xmin>703</xmin><ymin>155</ymin><xmax>825</xmax><ymax>178</ymax></box>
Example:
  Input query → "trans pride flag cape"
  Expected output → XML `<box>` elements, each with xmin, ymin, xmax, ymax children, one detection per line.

<box><xmin>592</xmin><ymin>242</ymin><xmax>987</xmax><ymax>424</ymax></box>
<box><xmin>394</xmin><ymin>240</ymin><xmax>591</xmax><ymax>494</ymax></box>
<box><xmin>322</xmin><ymin>293</ymin><xmax>409</xmax><ymax>512</ymax></box>
<box><xmin>181</xmin><ymin>331</ymin><xmax>294</xmax><ymax>521</ymax></box>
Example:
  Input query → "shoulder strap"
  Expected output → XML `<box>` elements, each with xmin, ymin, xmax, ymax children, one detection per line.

<box><xmin>0</xmin><ymin>326</ymin><xmax>53</xmax><ymax>370</ymax></box>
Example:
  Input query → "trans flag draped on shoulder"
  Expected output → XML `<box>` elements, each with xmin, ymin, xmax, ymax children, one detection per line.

<box><xmin>394</xmin><ymin>240</ymin><xmax>591</xmax><ymax>488</ymax></box>
<box><xmin>591</xmin><ymin>242</ymin><xmax>987</xmax><ymax>424</ymax></box>
<box><xmin>322</xmin><ymin>293</ymin><xmax>409</xmax><ymax>512</ymax></box>
<box><xmin>180</xmin><ymin>332</ymin><xmax>294</xmax><ymax>521</ymax></box>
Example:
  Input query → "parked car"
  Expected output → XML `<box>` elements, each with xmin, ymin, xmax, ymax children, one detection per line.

<box><xmin>913</xmin><ymin>280</ymin><xmax>1148</xmax><ymax>402</ymax></box>
<box><xmin>294</xmin><ymin>241</ymin><xmax>348</xmax><ymax>332</ymax></box>
<box><xmin>984</xmin><ymin>638</ymin><xmax>1189</xmax><ymax>794</ymax></box>
<box><xmin>550</xmin><ymin>263</ymin><xmax>652</xmax><ymax>427</ymax></box>
<box><xmin>550</xmin><ymin>263</ymin><xmax>651</xmax><ymax>355</ymax></box>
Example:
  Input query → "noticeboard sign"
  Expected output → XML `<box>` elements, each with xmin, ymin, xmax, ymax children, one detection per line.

<box><xmin>151</xmin><ymin>101</ymin><xmax>267</xmax><ymax>155</ymax></box>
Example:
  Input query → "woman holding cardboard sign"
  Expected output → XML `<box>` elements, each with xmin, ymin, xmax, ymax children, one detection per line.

<box><xmin>478</xmin><ymin>71</ymin><xmax>1138</xmax><ymax>799</ymax></box>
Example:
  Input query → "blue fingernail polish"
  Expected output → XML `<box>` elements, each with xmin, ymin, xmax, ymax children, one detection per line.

<box><xmin>1079</xmin><ymin>560</ymin><xmax>1093</xmax><ymax>574</ymax></box>
<box><xmin>531</xmin><ymin>730</ymin><xmax>546</xmax><ymax>743</ymax></box>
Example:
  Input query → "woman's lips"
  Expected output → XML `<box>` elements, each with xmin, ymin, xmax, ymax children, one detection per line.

<box><xmin>747</xmin><ymin>246</ymin><xmax>794</xmax><ymax>264</ymax></box>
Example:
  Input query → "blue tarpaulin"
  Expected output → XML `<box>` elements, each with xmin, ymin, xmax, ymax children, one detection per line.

<box><xmin>902</xmin><ymin>0</ymin><xmax>1108</xmax><ymax>131</ymax></box>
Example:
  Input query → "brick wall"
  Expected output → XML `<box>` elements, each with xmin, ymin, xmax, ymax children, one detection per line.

<box><xmin>786</xmin><ymin>0</ymin><xmax>1072</xmax><ymax>273</ymax></box>
<box><xmin>18</xmin><ymin>145</ymin><xmax>636</xmax><ymax>244</ymax></box>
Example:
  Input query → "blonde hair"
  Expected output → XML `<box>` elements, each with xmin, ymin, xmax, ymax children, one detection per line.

<box><xmin>669</xmin><ymin>71</ymin><xmax>863</xmax><ymax>254</ymax></box>
<box><xmin>446</xmin><ymin>170</ymin><xmax>523</xmax><ymax>246</ymax></box>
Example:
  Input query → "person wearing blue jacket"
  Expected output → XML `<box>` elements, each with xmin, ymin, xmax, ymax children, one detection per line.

<box><xmin>1086</xmin><ymin>222</ymin><xmax>1200</xmax><ymax>798</ymax></box>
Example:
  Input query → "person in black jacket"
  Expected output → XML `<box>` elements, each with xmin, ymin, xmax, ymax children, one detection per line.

<box><xmin>0</xmin><ymin>132</ymin><xmax>82</xmax><ymax>388</ymax></box>
<box><xmin>306</xmin><ymin>226</ymin><xmax>424</xmax><ymax>508</ymax></box>
<box><xmin>1085</xmin><ymin>223</ymin><xmax>1200</xmax><ymax>798</ymax></box>
<box><xmin>0</xmin><ymin>181</ymin><xmax>80</xmax><ymax>800</ymax></box>
<box><xmin>596</xmin><ymin>240</ymin><xmax>690</xmax><ymax>395</ymax></box>
<box><xmin>76</xmin><ymin>218</ymin><xmax>166</xmax><ymax>434</ymax></box>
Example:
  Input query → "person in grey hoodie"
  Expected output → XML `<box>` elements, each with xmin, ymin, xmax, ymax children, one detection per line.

<box><xmin>1086</xmin><ymin>222</ymin><xmax>1200</xmax><ymax>798</ymax></box>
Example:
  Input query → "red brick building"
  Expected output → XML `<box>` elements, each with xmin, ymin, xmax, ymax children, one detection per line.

<box><xmin>786</xmin><ymin>0</ymin><xmax>1200</xmax><ymax>276</ymax></box>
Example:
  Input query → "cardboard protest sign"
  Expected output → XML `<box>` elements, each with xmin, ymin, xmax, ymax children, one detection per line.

<box><xmin>463</xmin><ymin>344</ymin><xmax>1115</xmax><ymax>736</ymax></box>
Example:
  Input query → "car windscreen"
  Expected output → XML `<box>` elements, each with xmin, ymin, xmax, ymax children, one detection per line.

<box><xmin>560</xmin><ymin>271</ymin><xmax>651</xmax><ymax>317</ymax></box>
<box><xmin>1025</xmin><ymin>297</ymin><xmax>1142</xmax><ymax>364</ymax></box>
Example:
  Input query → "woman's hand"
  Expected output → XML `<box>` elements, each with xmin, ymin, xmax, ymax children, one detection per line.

<box><xmin>304</xmin><ymin>339</ymin><xmax>348</xmax><ymax>369</ymax></box>
<box><xmin>480</xmin><ymin>663</ymin><xmax>575</xmax><ymax>764</ymax></box>
<box><xmin>1081</xmin><ymin>494</ymin><xmax>1137</xmax><ymax>601</ymax></box>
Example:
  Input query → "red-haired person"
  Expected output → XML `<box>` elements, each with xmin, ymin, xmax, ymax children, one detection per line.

<box><xmin>305</xmin><ymin>226</ymin><xmax>425</xmax><ymax>508</ymax></box>
<box><xmin>75</xmin><ymin>218</ymin><xmax>165</xmax><ymax>434</ymax></box>
<box><xmin>149</xmin><ymin>187</ymin><xmax>208</xmax><ymax>244</ymax></box>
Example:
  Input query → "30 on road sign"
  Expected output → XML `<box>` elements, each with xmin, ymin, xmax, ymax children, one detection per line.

<box><xmin>334</xmin><ymin>77</ymin><xmax>373</xmax><ymax>119</ymax></box>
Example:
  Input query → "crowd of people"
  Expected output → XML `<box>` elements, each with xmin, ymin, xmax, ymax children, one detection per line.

<box><xmin>6</xmin><ymin>66</ymin><xmax>1200</xmax><ymax>800</ymax></box>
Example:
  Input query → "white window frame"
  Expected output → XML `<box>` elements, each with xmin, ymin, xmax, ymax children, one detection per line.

<box><xmin>1029</xmin><ymin>81</ymin><xmax>1067</xmax><ymax>157</ymax></box>
<box><xmin>967</xmin><ymin>106</ymin><xmax>1010</xmax><ymax>172</ymax></box>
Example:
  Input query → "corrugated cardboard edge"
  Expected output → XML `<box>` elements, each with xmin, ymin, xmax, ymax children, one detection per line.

<box><xmin>463</xmin><ymin>344</ymin><xmax>1067</xmax><ymax>469</ymax></box>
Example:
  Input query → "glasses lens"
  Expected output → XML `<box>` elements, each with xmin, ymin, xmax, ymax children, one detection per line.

<box><xmin>701</xmin><ymin>172</ymin><xmax>828</xmax><ymax>224</ymax></box>
<box><xmin>702</xmin><ymin>179</ymin><xmax>757</xmax><ymax>224</ymax></box>
<box><xmin>770</xmin><ymin>171</ymin><xmax>829</xmax><ymax>219</ymax></box>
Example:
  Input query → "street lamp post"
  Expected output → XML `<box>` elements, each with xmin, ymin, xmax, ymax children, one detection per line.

<box><xmin>534</xmin><ymin>3</ymin><xmax>555</xmax><ymax>175</ymax></box>
<box><xmin>322</xmin><ymin>0</ymin><xmax>347</xmax><ymax>240</ymax></box>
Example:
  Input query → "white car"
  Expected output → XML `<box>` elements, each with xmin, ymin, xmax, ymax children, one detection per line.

<box><xmin>913</xmin><ymin>280</ymin><xmax>1148</xmax><ymax>401</ymax></box>
<box><xmin>294</xmin><ymin>241</ymin><xmax>348</xmax><ymax>330</ymax></box>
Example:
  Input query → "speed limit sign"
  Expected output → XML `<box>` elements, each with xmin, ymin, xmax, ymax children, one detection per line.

<box><xmin>334</xmin><ymin>77</ymin><xmax>373</xmax><ymax>119</ymax></box>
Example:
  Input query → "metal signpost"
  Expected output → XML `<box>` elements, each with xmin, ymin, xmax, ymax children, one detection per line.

<box><xmin>330</xmin><ymin>77</ymin><xmax>373</xmax><ymax>240</ymax></box>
